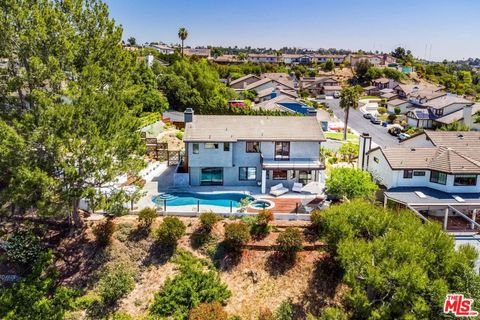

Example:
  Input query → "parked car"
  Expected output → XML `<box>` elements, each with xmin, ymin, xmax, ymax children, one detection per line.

<box><xmin>398</xmin><ymin>133</ymin><xmax>411</xmax><ymax>141</ymax></box>
<box><xmin>363</xmin><ymin>113</ymin><xmax>372</xmax><ymax>119</ymax></box>
<box><xmin>370</xmin><ymin>117</ymin><xmax>381</xmax><ymax>125</ymax></box>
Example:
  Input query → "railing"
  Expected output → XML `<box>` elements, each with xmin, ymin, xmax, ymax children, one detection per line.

<box><xmin>260</xmin><ymin>154</ymin><xmax>325</xmax><ymax>169</ymax></box>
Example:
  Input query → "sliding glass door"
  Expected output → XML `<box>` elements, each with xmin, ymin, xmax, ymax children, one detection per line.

<box><xmin>201</xmin><ymin>168</ymin><xmax>223</xmax><ymax>186</ymax></box>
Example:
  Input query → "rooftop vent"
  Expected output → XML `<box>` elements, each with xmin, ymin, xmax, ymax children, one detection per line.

<box><xmin>453</xmin><ymin>195</ymin><xmax>465</xmax><ymax>203</ymax></box>
<box><xmin>415</xmin><ymin>191</ymin><xmax>427</xmax><ymax>199</ymax></box>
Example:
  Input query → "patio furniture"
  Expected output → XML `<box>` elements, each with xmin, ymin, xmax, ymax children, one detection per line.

<box><xmin>292</xmin><ymin>182</ymin><xmax>303</xmax><ymax>193</ymax></box>
<box><xmin>269</xmin><ymin>183</ymin><xmax>289</xmax><ymax>197</ymax></box>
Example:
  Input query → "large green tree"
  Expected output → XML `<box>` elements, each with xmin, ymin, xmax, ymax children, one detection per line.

<box><xmin>0</xmin><ymin>0</ymin><xmax>146</xmax><ymax>226</ymax></box>
<box><xmin>326</xmin><ymin>167</ymin><xmax>378</xmax><ymax>200</ymax></box>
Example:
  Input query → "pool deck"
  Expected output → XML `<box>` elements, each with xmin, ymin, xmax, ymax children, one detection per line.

<box><xmin>136</xmin><ymin>163</ymin><xmax>325</xmax><ymax>214</ymax></box>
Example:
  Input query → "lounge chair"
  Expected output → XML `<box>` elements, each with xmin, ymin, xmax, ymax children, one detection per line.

<box><xmin>292</xmin><ymin>182</ymin><xmax>303</xmax><ymax>193</ymax></box>
<box><xmin>269</xmin><ymin>183</ymin><xmax>289</xmax><ymax>197</ymax></box>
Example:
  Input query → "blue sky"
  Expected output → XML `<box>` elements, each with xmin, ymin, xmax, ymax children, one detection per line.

<box><xmin>105</xmin><ymin>0</ymin><xmax>480</xmax><ymax>61</ymax></box>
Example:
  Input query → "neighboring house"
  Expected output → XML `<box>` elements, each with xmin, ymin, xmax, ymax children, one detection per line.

<box><xmin>372</xmin><ymin>77</ymin><xmax>397</xmax><ymax>90</ymax></box>
<box><xmin>315</xmin><ymin>54</ymin><xmax>346</xmax><ymax>65</ymax></box>
<box><xmin>255</xmin><ymin>87</ymin><xmax>297</xmax><ymax>103</ymax></box>
<box><xmin>387</xmin><ymin>99</ymin><xmax>413</xmax><ymax>114</ymax></box>
<box><xmin>261</xmin><ymin>73</ymin><xmax>297</xmax><ymax>88</ymax></box>
<box><xmin>393</xmin><ymin>83</ymin><xmax>444</xmax><ymax>99</ymax></box>
<box><xmin>282</xmin><ymin>54</ymin><xmax>303</xmax><ymax>64</ymax></box>
<box><xmin>363</xmin><ymin>85</ymin><xmax>378</xmax><ymax>96</ymax></box>
<box><xmin>253</xmin><ymin>95</ymin><xmax>316</xmax><ymax>115</ymax></box>
<box><xmin>405</xmin><ymin>95</ymin><xmax>475</xmax><ymax>129</ymax></box>
<box><xmin>162</xmin><ymin>110</ymin><xmax>185</xmax><ymax>129</ymax></box>
<box><xmin>212</xmin><ymin>55</ymin><xmax>242</xmax><ymax>64</ymax></box>
<box><xmin>229</xmin><ymin>74</ymin><xmax>261</xmax><ymax>90</ymax></box>
<box><xmin>184</xmin><ymin>48</ymin><xmax>211</xmax><ymax>58</ymax></box>
<box><xmin>241</xmin><ymin>78</ymin><xmax>295</xmax><ymax>94</ymax></box>
<box><xmin>183</xmin><ymin>109</ymin><xmax>326</xmax><ymax>193</ymax></box>
<box><xmin>346</xmin><ymin>54</ymin><xmax>396</xmax><ymax>67</ymax></box>
<box><xmin>247</xmin><ymin>54</ymin><xmax>279</xmax><ymax>64</ymax></box>
<box><xmin>150</xmin><ymin>43</ymin><xmax>175</xmax><ymax>55</ymax></box>
<box><xmin>301</xmin><ymin>77</ymin><xmax>340</xmax><ymax>96</ymax></box>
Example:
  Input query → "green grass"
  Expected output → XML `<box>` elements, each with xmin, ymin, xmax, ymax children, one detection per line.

<box><xmin>360</xmin><ymin>95</ymin><xmax>379</xmax><ymax>100</ymax></box>
<box><xmin>325</xmin><ymin>131</ymin><xmax>359</xmax><ymax>142</ymax></box>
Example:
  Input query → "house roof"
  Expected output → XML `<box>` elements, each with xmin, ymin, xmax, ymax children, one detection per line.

<box><xmin>388</xmin><ymin>99</ymin><xmax>410</xmax><ymax>106</ymax></box>
<box><xmin>229</xmin><ymin>74</ymin><xmax>261</xmax><ymax>87</ymax></box>
<box><xmin>384</xmin><ymin>187</ymin><xmax>480</xmax><ymax>206</ymax></box>
<box><xmin>184</xmin><ymin>115</ymin><xmax>325</xmax><ymax>142</ymax></box>
<box><xmin>253</xmin><ymin>95</ymin><xmax>304</xmax><ymax>112</ymax></box>
<box><xmin>407</xmin><ymin>108</ymin><xmax>434</xmax><ymax>120</ymax></box>
<box><xmin>373</xmin><ymin>77</ymin><xmax>390</xmax><ymax>84</ymax></box>
<box><xmin>323</xmin><ymin>85</ymin><xmax>343</xmax><ymax>91</ymax></box>
<box><xmin>371</xmin><ymin>131</ymin><xmax>480</xmax><ymax>174</ymax></box>
<box><xmin>363</xmin><ymin>85</ymin><xmax>377</xmax><ymax>91</ymax></box>
<box><xmin>381</xmin><ymin>92</ymin><xmax>397</xmax><ymax>99</ymax></box>
<box><xmin>244</xmin><ymin>78</ymin><xmax>273</xmax><ymax>90</ymax></box>
<box><xmin>423</xmin><ymin>95</ymin><xmax>473</xmax><ymax>109</ymax></box>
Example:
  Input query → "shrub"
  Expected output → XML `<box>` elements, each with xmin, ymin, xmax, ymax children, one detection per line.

<box><xmin>387</xmin><ymin>114</ymin><xmax>397</xmax><ymax>122</ymax></box>
<box><xmin>258</xmin><ymin>308</ymin><xmax>275</xmax><ymax>320</ymax></box>
<box><xmin>150</xmin><ymin>251</ymin><xmax>231</xmax><ymax>319</ymax></box>
<box><xmin>224</xmin><ymin>222</ymin><xmax>251</xmax><ymax>250</ymax></box>
<box><xmin>276</xmin><ymin>227</ymin><xmax>304</xmax><ymax>258</ymax></box>
<box><xmin>199</xmin><ymin>211</ymin><xmax>222</xmax><ymax>232</ymax></box>
<box><xmin>319</xmin><ymin>307</ymin><xmax>348</xmax><ymax>320</ymax></box>
<box><xmin>257</xmin><ymin>210</ymin><xmax>273</xmax><ymax>225</ymax></box>
<box><xmin>189</xmin><ymin>302</ymin><xmax>228</xmax><ymax>320</ymax></box>
<box><xmin>5</xmin><ymin>230</ymin><xmax>42</xmax><ymax>265</ymax></box>
<box><xmin>156</xmin><ymin>216</ymin><xmax>186</xmax><ymax>246</ymax></box>
<box><xmin>114</xmin><ymin>223</ymin><xmax>133</xmax><ymax>242</ymax></box>
<box><xmin>111</xmin><ymin>311</ymin><xmax>134</xmax><ymax>320</ymax></box>
<box><xmin>93</xmin><ymin>219</ymin><xmax>115</xmax><ymax>247</ymax></box>
<box><xmin>251</xmin><ymin>210</ymin><xmax>273</xmax><ymax>237</ymax></box>
<box><xmin>310</xmin><ymin>210</ymin><xmax>323</xmax><ymax>234</ymax></box>
<box><xmin>176</xmin><ymin>130</ymin><xmax>184</xmax><ymax>140</ymax></box>
<box><xmin>377</xmin><ymin>107</ymin><xmax>387</xmax><ymax>114</ymax></box>
<box><xmin>137</xmin><ymin>207</ymin><xmax>157</xmax><ymax>227</ymax></box>
<box><xmin>394</xmin><ymin>106</ymin><xmax>401</xmax><ymax>115</ymax></box>
<box><xmin>97</xmin><ymin>263</ymin><xmax>136</xmax><ymax>306</ymax></box>
<box><xmin>275</xmin><ymin>301</ymin><xmax>294</xmax><ymax>320</ymax></box>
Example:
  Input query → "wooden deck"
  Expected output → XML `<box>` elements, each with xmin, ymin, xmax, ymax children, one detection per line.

<box><xmin>247</xmin><ymin>198</ymin><xmax>304</xmax><ymax>213</ymax></box>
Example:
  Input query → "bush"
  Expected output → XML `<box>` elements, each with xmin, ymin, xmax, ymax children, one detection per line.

<box><xmin>5</xmin><ymin>230</ymin><xmax>42</xmax><ymax>265</ymax></box>
<box><xmin>199</xmin><ymin>211</ymin><xmax>222</xmax><ymax>232</ymax></box>
<box><xmin>258</xmin><ymin>308</ymin><xmax>275</xmax><ymax>320</ymax></box>
<box><xmin>97</xmin><ymin>263</ymin><xmax>136</xmax><ymax>306</ymax></box>
<box><xmin>251</xmin><ymin>210</ymin><xmax>273</xmax><ymax>237</ymax></box>
<box><xmin>387</xmin><ymin>113</ymin><xmax>397</xmax><ymax>122</ymax></box>
<box><xmin>176</xmin><ymin>130</ymin><xmax>184</xmax><ymax>140</ymax></box>
<box><xmin>394</xmin><ymin>106</ymin><xmax>401</xmax><ymax>115</ymax></box>
<box><xmin>150</xmin><ymin>251</ymin><xmax>231</xmax><ymax>319</ymax></box>
<box><xmin>275</xmin><ymin>301</ymin><xmax>294</xmax><ymax>320</ymax></box>
<box><xmin>137</xmin><ymin>207</ymin><xmax>157</xmax><ymax>227</ymax></box>
<box><xmin>257</xmin><ymin>210</ymin><xmax>273</xmax><ymax>225</ymax></box>
<box><xmin>310</xmin><ymin>210</ymin><xmax>323</xmax><ymax>234</ymax></box>
<box><xmin>224</xmin><ymin>222</ymin><xmax>251</xmax><ymax>250</ymax></box>
<box><xmin>319</xmin><ymin>307</ymin><xmax>348</xmax><ymax>320</ymax></box>
<box><xmin>377</xmin><ymin>107</ymin><xmax>387</xmax><ymax>114</ymax></box>
<box><xmin>114</xmin><ymin>223</ymin><xmax>134</xmax><ymax>242</ymax></box>
<box><xmin>276</xmin><ymin>227</ymin><xmax>304</xmax><ymax>258</ymax></box>
<box><xmin>189</xmin><ymin>302</ymin><xmax>228</xmax><ymax>320</ymax></box>
<box><xmin>111</xmin><ymin>311</ymin><xmax>134</xmax><ymax>320</ymax></box>
<box><xmin>93</xmin><ymin>219</ymin><xmax>115</xmax><ymax>247</ymax></box>
<box><xmin>156</xmin><ymin>216</ymin><xmax>186</xmax><ymax>246</ymax></box>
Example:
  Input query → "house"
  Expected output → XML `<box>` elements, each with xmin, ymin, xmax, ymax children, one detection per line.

<box><xmin>405</xmin><ymin>95</ymin><xmax>475</xmax><ymax>129</ymax></box>
<box><xmin>184</xmin><ymin>48</ymin><xmax>211</xmax><ymax>58</ymax></box>
<box><xmin>359</xmin><ymin>131</ymin><xmax>480</xmax><ymax>230</ymax></box>
<box><xmin>212</xmin><ymin>55</ymin><xmax>242</xmax><ymax>64</ymax></box>
<box><xmin>247</xmin><ymin>54</ymin><xmax>279</xmax><ymax>64</ymax></box>
<box><xmin>314</xmin><ymin>54</ymin><xmax>346</xmax><ymax>65</ymax></box>
<box><xmin>372</xmin><ymin>77</ymin><xmax>398</xmax><ymax>90</ymax></box>
<box><xmin>161</xmin><ymin>110</ymin><xmax>186</xmax><ymax>129</ymax></box>
<box><xmin>229</xmin><ymin>74</ymin><xmax>261</xmax><ymax>90</ymax></box>
<box><xmin>150</xmin><ymin>43</ymin><xmax>175</xmax><ymax>55</ymax></box>
<box><xmin>301</xmin><ymin>77</ymin><xmax>340</xmax><ymax>96</ymax></box>
<box><xmin>255</xmin><ymin>87</ymin><xmax>297</xmax><ymax>103</ymax></box>
<box><xmin>387</xmin><ymin>99</ymin><xmax>413</xmax><ymax>114</ymax></box>
<box><xmin>393</xmin><ymin>83</ymin><xmax>444</xmax><ymax>100</ymax></box>
<box><xmin>238</xmin><ymin>77</ymin><xmax>295</xmax><ymax>94</ymax></box>
<box><xmin>261</xmin><ymin>73</ymin><xmax>297</xmax><ymax>88</ymax></box>
<box><xmin>282</xmin><ymin>54</ymin><xmax>303</xmax><ymax>64</ymax></box>
<box><xmin>346</xmin><ymin>54</ymin><xmax>396</xmax><ymax>67</ymax></box>
<box><xmin>253</xmin><ymin>95</ymin><xmax>315</xmax><ymax>115</ymax></box>
<box><xmin>182</xmin><ymin>109</ymin><xmax>326</xmax><ymax>193</ymax></box>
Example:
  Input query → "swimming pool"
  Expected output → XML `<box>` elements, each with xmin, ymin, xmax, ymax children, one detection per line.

<box><xmin>152</xmin><ymin>192</ymin><xmax>254</xmax><ymax>207</ymax></box>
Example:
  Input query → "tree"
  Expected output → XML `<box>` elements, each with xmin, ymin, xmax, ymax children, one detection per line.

<box><xmin>0</xmin><ymin>0</ymin><xmax>146</xmax><ymax>226</ymax></box>
<box><xmin>318</xmin><ymin>199</ymin><xmax>480</xmax><ymax>319</ymax></box>
<box><xmin>339</xmin><ymin>86</ymin><xmax>362</xmax><ymax>140</ymax></box>
<box><xmin>150</xmin><ymin>251</ymin><xmax>231</xmax><ymax>319</ymax></box>
<box><xmin>323</xmin><ymin>59</ymin><xmax>335</xmax><ymax>72</ymax></box>
<box><xmin>326</xmin><ymin>167</ymin><xmax>378</xmax><ymax>200</ymax></box>
<box><xmin>127</xmin><ymin>37</ymin><xmax>136</xmax><ymax>46</ymax></box>
<box><xmin>338</xmin><ymin>142</ymin><xmax>358</xmax><ymax>165</ymax></box>
<box><xmin>355</xmin><ymin>59</ymin><xmax>373</xmax><ymax>83</ymax></box>
<box><xmin>178</xmin><ymin>27</ymin><xmax>189</xmax><ymax>57</ymax></box>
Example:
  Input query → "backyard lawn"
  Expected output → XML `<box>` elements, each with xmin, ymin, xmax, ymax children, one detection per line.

<box><xmin>324</xmin><ymin>131</ymin><xmax>359</xmax><ymax>143</ymax></box>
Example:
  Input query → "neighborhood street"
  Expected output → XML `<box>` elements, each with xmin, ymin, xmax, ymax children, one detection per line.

<box><xmin>322</xmin><ymin>99</ymin><xmax>401</xmax><ymax>148</ymax></box>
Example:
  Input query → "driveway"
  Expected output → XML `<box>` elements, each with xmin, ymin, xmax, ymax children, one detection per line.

<box><xmin>321</xmin><ymin>99</ymin><xmax>400</xmax><ymax>148</ymax></box>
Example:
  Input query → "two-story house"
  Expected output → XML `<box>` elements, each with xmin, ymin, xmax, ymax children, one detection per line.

<box><xmin>182</xmin><ymin>109</ymin><xmax>326</xmax><ymax>193</ymax></box>
<box><xmin>358</xmin><ymin>131</ymin><xmax>480</xmax><ymax>227</ymax></box>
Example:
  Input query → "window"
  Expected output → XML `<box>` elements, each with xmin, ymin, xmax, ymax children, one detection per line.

<box><xmin>192</xmin><ymin>143</ymin><xmax>199</xmax><ymax>154</ymax></box>
<box><xmin>454</xmin><ymin>174</ymin><xmax>477</xmax><ymax>186</ymax></box>
<box><xmin>200</xmin><ymin>168</ymin><xmax>223</xmax><ymax>186</ymax></box>
<box><xmin>224</xmin><ymin>143</ymin><xmax>230</xmax><ymax>152</ymax></box>
<box><xmin>414</xmin><ymin>171</ymin><xmax>426</xmax><ymax>176</ymax></box>
<box><xmin>403</xmin><ymin>170</ymin><xmax>413</xmax><ymax>179</ymax></box>
<box><xmin>246</xmin><ymin>141</ymin><xmax>260</xmax><ymax>153</ymax></box>
<box><xmin>205</xmin><ymin>143</ymin><xmax>219</xmax><ymax>149</ymax></box>
<box><xmin>430</xmin><ymin>170</ymin><xmax>447</xmax><ymax>185</ymax></box>
<box><xmin>274</xmin><ymin>142</ymin><xmax>290</xmax><ymax>160</ymax></box>
<box><xmin>272</xmin><ymin>170</ymin><xmax>288</xmax><ymax>180</ymax></box>
<box><xmin>434</xmin><ymin>109</ymin><xmax>444</xmax><ymax>116</ymax></box>
<box><xmin>239</xmin><ymin>167</ymin><xmax>257</xmax><ymax>181</ymax></box>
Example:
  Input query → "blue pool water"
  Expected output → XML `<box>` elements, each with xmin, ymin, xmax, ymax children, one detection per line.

<box><xmin>152</xmin><ymin>192</ymin><xmax>254</xmax><ymax>207</ymax></box>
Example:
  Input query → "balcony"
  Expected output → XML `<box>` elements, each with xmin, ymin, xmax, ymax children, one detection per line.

<box><xmin>260</xmin><ymin>154</ymin><xmax>325</xmax><ymax>170</ymax></box>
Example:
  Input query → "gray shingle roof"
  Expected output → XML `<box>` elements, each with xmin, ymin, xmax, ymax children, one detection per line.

<box><xmin>184</xmin><ymin>115</ymin><xmax>325</xmax><ymax>142</ymax></box>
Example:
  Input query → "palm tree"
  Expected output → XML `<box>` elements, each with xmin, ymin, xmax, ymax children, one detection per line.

<box><xmin>339</xmin><ymin>85</ymin><xmax>362</xmax><ymax>140</ymax></box>
<box><xmin>178</xmin><ymin>27</ymin><xmax>188</xmax><ymax>57</ymax></box>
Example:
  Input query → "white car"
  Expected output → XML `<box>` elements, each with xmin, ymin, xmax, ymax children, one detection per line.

<box><xmin>398</xmin><ymin>133</ymin><xmax>411</xmax><ymax>141</ymax></box>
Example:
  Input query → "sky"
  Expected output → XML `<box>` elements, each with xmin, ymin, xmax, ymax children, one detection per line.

<box><xmin>105</xmin><ymin>0</ymin><xmax>480</xmax><ymax>61</ymax></box>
